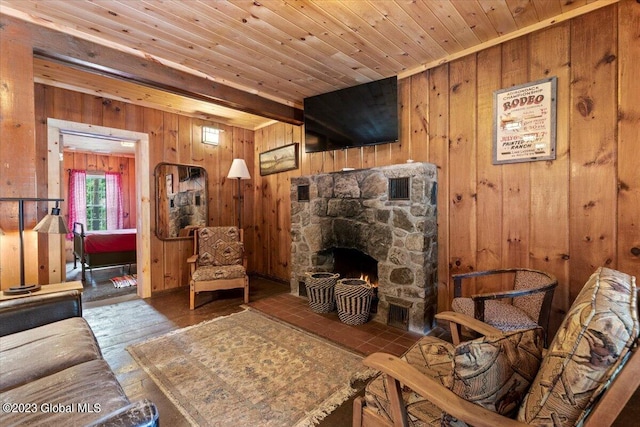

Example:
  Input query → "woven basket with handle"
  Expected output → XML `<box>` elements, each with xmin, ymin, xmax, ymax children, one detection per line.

<box><xmin>335</xmin><ymin>278</ymin><xmax>374</xmax><ymax>325</ymax></box>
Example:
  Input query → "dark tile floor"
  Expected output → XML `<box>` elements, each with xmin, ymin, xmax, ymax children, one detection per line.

<box><xmin>249</xmin><ymin>291</ymin><xmax>425</xmax><ymax>357</ymax></box>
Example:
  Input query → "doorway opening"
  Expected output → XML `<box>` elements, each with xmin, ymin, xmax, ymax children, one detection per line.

<box><xmin>47</xmin><ymin>119</ymin><xmax>151</xmax><ymax>300</ymax></box>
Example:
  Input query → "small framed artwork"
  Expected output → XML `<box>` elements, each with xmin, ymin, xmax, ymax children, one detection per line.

<box><xmin>493</xmin><ymin>77</ymin><xmax>557</xmax><ymax>165</ymax></box>
<box><xmin>259</xmin><ymin>143</ymin><xmax>299</xmax><ymax>176</ymax></box>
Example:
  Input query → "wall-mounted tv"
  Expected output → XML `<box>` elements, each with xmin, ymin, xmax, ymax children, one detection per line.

<box><xmin>304</xmin><ymin>76</ymin><xmax>398</xmax><ymax>153</ymax></box>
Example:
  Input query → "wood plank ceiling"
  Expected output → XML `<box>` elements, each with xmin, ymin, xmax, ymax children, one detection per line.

<box><xmin>1</xmin><ymin>0</ymin><xmax>614</xmax><ymax>130</ymax></box>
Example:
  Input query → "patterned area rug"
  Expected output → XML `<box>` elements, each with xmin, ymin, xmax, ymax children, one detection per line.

<box><xmin>110</xmin><ymin>274</ymin><xmax>137</xmax><ymax>288</ymax></box>
<box><xmin>127</xmin><ymin>309</ymin><xmax>374</xmax><ymax>426</ymax></box>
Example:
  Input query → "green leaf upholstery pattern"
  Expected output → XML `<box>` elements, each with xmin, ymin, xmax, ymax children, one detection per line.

<box><xmin>517</xmin><ymin>267</ymin><xmax>638</xmax><ymax>426</ymax></box>
<box><xmin>364</xmin><ymin>329</ymin><xmax>544</xmax><ymax>426</ymax></box>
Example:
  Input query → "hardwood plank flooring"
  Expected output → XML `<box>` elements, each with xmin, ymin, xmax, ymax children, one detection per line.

<box><xmin>83</xmin><ymin>276</ymin><xmax>639</xmax><ymax>426</ymax></box>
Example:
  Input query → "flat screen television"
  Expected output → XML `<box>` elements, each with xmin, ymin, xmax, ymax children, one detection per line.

<box><xmin>303</xmin><ymin>76</ymin><xmax>398</xmax><ymax>153</ymax></box>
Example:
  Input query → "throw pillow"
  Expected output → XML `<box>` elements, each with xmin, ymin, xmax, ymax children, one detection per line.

<box><xmin>446</xmin><ymin>327</ymin><xmax>544</xmax><ymax>420</ymax></box>
<box><xmin>213</xmin><ymin>240</ymin><xmax>243</xmax><ymax>266</ymax></box>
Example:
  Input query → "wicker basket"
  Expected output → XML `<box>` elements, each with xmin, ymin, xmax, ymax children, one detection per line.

<box><xmin>305</xmin><ymin>272</ymin><xmax>340</xmax><ymax>313</ymax></box>
<box><xmin>335</xmin><ymin>278</ymin><xmax>374</xmax><ymax>325</ymax></box>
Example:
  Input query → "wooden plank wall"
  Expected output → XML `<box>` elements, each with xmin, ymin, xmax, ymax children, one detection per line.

<box><xmin>252</xmin><ymin>2</ymin><xmax>640</xmax><ymax>335</ymax></box>
<box><xmin>0</xmin><ymin>19</ymin><xmax>38</xmax><ymax>287</ymax></box>
<box><xmin>33</xmin><ymin>85</ymin><xmax>252</xmax><ymax>292</ymax></box>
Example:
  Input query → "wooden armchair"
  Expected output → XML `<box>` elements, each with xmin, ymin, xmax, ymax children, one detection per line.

<box><xmin>354</xmin><ymin>267</ymin><xmax>639</xmax><ymax>427</ymax></box>
<box><xmin>451</xmin><ymin>268</ymin><xmax>557</xmax><ymax>343</ymax></box>
<box><xmin>187</xmin><ymin>226</ymin><xmax>249</xmax><ymax>310</ymax></box>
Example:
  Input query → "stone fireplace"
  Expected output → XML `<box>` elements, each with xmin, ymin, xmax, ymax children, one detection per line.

<box><xmin>290</xmin><ymin>163</ymin><xmax>438</xmax><ymax>333</ymax></box>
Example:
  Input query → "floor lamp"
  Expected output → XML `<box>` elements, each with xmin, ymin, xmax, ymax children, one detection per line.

<box><xmin>227</xmin><ymin>159</ymin><xmax>251</xmax><ymax>230</ymax></box>
<box><xmin>0</xmin><ymin>197</ymin><xmax>69</xmax><ymax>294</ymax></box>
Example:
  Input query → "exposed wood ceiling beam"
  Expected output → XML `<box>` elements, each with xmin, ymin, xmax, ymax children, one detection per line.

<box><xmin>0</xmin><ymin>14</ymin><xmax>303</xmax><ymax>126</ymax></box>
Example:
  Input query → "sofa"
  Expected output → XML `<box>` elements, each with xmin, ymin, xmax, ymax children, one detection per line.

<box><xmin>0</xmin><ymin>290</ymin><xmax>158</xmax><ymax>426</ymax></box>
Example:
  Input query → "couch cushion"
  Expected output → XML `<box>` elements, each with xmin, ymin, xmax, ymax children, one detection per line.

<box><xmin>0</xmin><ymin>317</ymin><xmax>102</xmax><ymax>392</ymax></box>
<box><xmin>451</xmin><ymin>298</ymin><xmax>539</xmax><ymax>331</ymax></box>
<box><xmin>0</xmin><ymin>359</ymin><xmax>130</xmax><ymax>426</ymax></box>
<box><xmin>518</xmin><ymin>267</ymin><xmax>639</xmax><ymax>426</ymax></box>
<box><xmin>197</xmin><ymin>226</ymin><xmax>240</xmax><ymax>267</ymax></box>
<box><xmin>213</xmin><ymin>240</ymin><xmax>243</xmax><ymax>266</ymax></box>
<box><xmin>191</xmin><ymin>264</ymin><xmax>246</xmax><ymax>281</ymax></box>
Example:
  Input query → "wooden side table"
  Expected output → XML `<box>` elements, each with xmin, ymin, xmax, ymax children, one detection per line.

<box><xmin>0</xmin><ymin>281</ymin><xmax>83</xmax><ymax>300</ymax></box>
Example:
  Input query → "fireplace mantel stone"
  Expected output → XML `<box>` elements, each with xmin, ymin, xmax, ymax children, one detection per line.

<box><xmin>290</xmin><ymin>162</ymin><xmax>438</xmax><ymax>334</ymax></box>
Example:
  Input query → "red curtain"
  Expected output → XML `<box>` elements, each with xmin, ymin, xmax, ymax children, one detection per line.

<box><xmin>68</xmin><ymin>169</ymin><xmax>86</xmax><ymax>239</ymax></box>
<box><xmin>106</xmin><ymin>172</ymin><xmax>123</xmax><ymax>230</ymax></box>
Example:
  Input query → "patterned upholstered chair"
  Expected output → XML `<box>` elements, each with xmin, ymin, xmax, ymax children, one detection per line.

<box><xmin>187</xmin><ymin>226</ymin><xmax>249</xmax><ymax>310</ymax></box>
<box><xmin>451</xmin><ymin>268</ymin><xmax>557</xmax><ymax>344</ymax></box>
<box><xmin>353</xmin><ymin>267</ymin><xmax>639</xmax><ymax>427</ymax></box>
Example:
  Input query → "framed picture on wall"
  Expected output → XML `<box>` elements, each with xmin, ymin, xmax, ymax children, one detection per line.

<box><xmin>493</xmin><ymin>77</ymin><xmax>557</xmax><ymax>165</ymax></box>
<box><xmin>259</xmin><ymin>143</ymin><xmax>299</xmax><ymax>176</ymax></box>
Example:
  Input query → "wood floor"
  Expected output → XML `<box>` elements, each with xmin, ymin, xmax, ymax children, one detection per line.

<box><xmin>83</xmin><ymin>276</ymin><xmax>639</xmax><ymax>427</ymax></box>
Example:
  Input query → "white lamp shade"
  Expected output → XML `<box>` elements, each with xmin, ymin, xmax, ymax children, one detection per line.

<box><xmin>227</xmin><ymin>159</ymin><xmax>251</xmax><ymax>179</ymax></box>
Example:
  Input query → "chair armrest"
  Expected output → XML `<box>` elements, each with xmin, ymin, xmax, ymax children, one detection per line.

<box><xmin>0</xmin><ymin>290</ymin><xmax>82</xmax><ymax>337</ymax></box>
<box><xmin>435</xmin><ymin>311</ymin><xmax>502</xmax><ymax>345</ymax></box>
<box><xmin>436</xmin><ymin>311</ymin><xmax>502</xmax><ymax>334</ymax></box>
<box><xmin>187</xmin><ymin>254</ymin><xmax>198</xmax><ymax>263</ymax></box>
<box><xmin>363</xmin><ymin>353</ymin><xmax>528</xmax><ymax>427</ymax></box>
<box><xmin>86</xmin><ymin>399</ymin><xmax>159</xmax><ymax>427</ymax></box>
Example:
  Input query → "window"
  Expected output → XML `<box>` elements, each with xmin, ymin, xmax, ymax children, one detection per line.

<box><xmin>202</xmin><ymin>126</ymin><xmax>221</xmax><ymax>146</ymax></box>
<box><xmin>86</xmin><ymin>173</ymin><xmax>106</xmax><ymax>231</ymax></box>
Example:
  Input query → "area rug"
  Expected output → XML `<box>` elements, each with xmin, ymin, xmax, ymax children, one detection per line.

<box><xmin>127</xmin><ymin>309</ymin><xmax>375</xmax><ymax>426</ymax></box>
<box><xmin>110</xmin><ymin>274</ymin><xmax>137</xmax><ymax>288</ymax></box>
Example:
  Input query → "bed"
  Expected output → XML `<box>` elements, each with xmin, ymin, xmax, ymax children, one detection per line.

<box><xmin>73</xmin><ymin>222</ymin><xmax>137</xmax><ymax>282</ymax></box>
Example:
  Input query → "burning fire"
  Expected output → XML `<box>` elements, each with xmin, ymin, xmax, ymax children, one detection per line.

<box><xmin>359</xmin><ymin>273</ymin><xmax>378</xmax><ymax>287</ymax></box>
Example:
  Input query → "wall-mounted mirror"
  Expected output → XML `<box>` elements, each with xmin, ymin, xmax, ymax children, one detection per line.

<box><xmin>155</xmin><ymin>163</ymin><xmax>207</xmax><ymax>240</ymax></box>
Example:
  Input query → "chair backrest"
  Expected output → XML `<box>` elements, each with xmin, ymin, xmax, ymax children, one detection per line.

<box><xmin>517</xmin><ymin>267</ymin><xmax>638</xmax><ymax>426</ymax></box>
<box><xmin>512</xmin><ymin>269</ymin><xmax>557</xmax><ymax>325</ymax></box>
<box><xmin>195</xmin><ymin>226</ymin><xmax>242</xmax><ymax>267</ymax></box>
